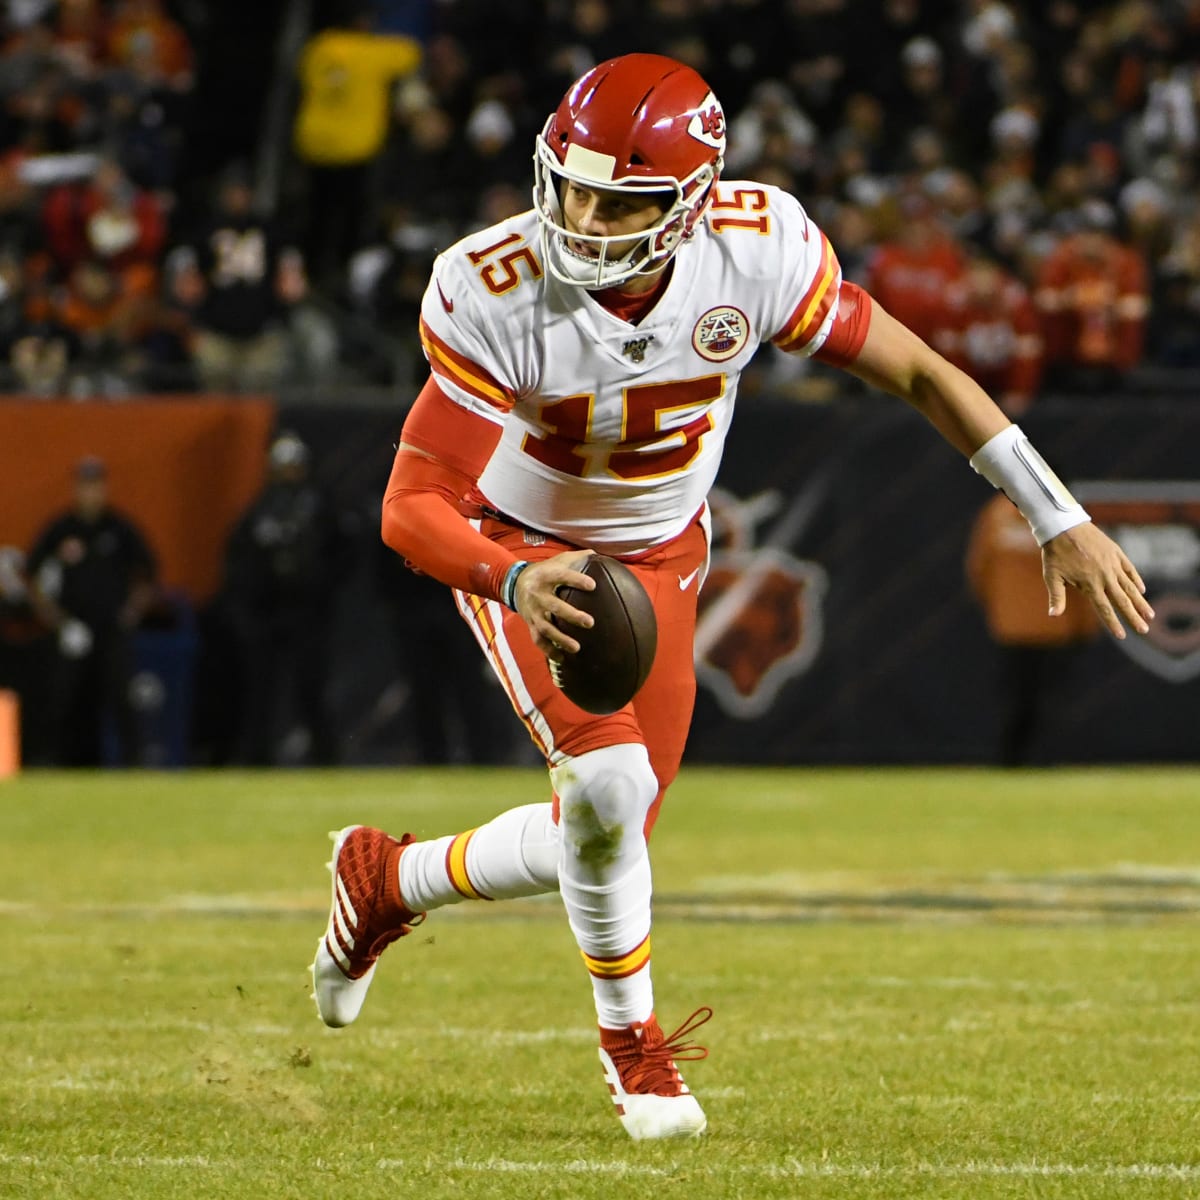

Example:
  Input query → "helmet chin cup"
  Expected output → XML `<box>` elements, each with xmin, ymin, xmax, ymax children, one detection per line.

<box><xmin>541</xmin><ymin>227</ymin><xmax>645</xmax><ymax>289</ymax></box>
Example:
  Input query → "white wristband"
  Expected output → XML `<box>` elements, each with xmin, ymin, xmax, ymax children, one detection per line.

<box><xmin>969</xmin><ymin>425</ymin><xmax>1091</xmax><ymax>546</ymax></box>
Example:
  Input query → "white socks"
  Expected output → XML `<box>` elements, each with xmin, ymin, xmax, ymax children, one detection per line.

<box><xmin>398</xmin><ymin>802</ymin><xmax>559</xmax><ymax>910</ymax></box>
<box><xmin>396</xmin><ymin>743</ymin><xmax>660</xmax><ymax>1031</ymax></box>
<box><xmin>551</xmin><ymin>744</ymin><xmax>658</xmax><ymax>1029</ymax></box>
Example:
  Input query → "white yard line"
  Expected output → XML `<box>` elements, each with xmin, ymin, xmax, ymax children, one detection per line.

<box><xmin>0</xmin><ymin>1154</ymin><xmax>227</xmax><ymax>1169</ymax></box>
<box><xmin>443</xmin><ymin>1157</ymin><xmax>671</xmax><ymax>1177</ymax></box>
<box><xmin>751</xmin><ymin>1026</ymin><xmax>1200</xmax><ymax>1046</ymax></box>
<box><xmin>438</xmin><ymin>1026</ymin><xmax>597</xmax><ymax>1044</ymax></box>
<box><xmin>776</xmin><ymin>1162</ymin><xmax>1200</xmax><ymax>1180</ymax></box>
<box><xmin>395</xmin><ymin>1157</ymin><xmax>1200</xmax><ymax>1180</ymax></box>
<box><xmin>3</xmin><ymin>1152</ymin><xmax>1199</xmax><ymax>1180</ymax></box>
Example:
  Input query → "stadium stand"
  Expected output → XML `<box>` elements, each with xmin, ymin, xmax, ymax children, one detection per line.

<box><xmin>1</xmin><ymin>0</ymin><xmax>1198</xmax><ymax>765</ymax></box>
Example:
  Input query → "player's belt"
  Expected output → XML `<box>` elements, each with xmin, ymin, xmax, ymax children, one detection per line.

<box><xmin>477</xmin><ymin>503</ymin><xmax>565</xmax><ymax>550</ymax></box>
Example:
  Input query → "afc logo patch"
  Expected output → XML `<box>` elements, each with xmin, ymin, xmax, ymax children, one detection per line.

<box><xmin>692</xmin><ymin>306</ymin><xmax>750</xmax><ymax>362</ymax></box>
<box><xmin>621</xmin><ymin>335</ymin><xmax>654</xmax><ymax>363</ymax></box>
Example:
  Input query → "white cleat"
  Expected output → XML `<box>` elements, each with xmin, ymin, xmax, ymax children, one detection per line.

<box><xmin>310</xmin><ymin>824</ymin><xmax>423</xmax><ymax>1028</ymax></box>
<box><xmin>597</xmin><ymin>1008</ymin><xmax>711</xmax><ymax>1140</ymax></box>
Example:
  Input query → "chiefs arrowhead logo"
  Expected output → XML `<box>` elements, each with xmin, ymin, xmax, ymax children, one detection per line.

<box><xmin>1073</xmin><ymin>480</ymin><xmax>1200</xmax><ymax>682</ymax></box>
<box><xmin>687</xmin><ymin>92</ymin><xmax>726</xmax><ymax>151</ymax></box>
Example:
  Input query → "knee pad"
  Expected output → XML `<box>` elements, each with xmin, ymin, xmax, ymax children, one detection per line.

<box><xmin>551</xmin><ymin>743</ymin><xmax>657</xmax><ymax>868</ymax></box>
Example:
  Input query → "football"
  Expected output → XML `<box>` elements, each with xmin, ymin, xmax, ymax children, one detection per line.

<box><xmin>553</xmin><ymin>555</ymin><xmax>658</xmax><ymax>714</ymax></box>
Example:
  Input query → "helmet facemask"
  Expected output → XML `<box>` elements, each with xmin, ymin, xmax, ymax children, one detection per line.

<box><xmin>533</xmin><ymin>131</ymin><xmax>718</xmax><ymax>290</ymax></box>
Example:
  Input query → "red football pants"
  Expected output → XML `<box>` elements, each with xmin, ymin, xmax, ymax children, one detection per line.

<box><xmin>453</xmin><ymin>514</ymin><xmax>707</xmax><ymax>837</ymax></box>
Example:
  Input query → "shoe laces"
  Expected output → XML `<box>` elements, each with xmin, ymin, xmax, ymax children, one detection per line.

<box><xmin>363</xmin><ymin>915</ymin><xmax>422</xmax><ymax>961</ymax></box>
<box><xmin>614</xmin><ymin>1006</ymin><xmax>713</xmax><ymax>1096</ymax></box>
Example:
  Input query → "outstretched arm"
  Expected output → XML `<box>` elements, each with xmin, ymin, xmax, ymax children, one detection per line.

<box><xmin>842</xmin><ymin>299</ymin><xmax>1153</xmax><ymax>639</ymax></box>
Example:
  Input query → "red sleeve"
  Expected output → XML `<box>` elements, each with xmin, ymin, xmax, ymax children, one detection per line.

<box><xmin>401</xmin><ymin>374</ymin><xmax>503</xmax><ymax>478</ymax></box>
<box><xmin>381</xmin><ymin>376</ymin><xmax>515</xmax><ymax>602</ymax></box>
<box><xmin>812</xmin><ymin>282</ymin><xmax>873</xmax><ymax>368</ymax></box>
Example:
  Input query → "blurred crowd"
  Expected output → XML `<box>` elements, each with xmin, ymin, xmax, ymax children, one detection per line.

<box><xmin>340</xmin><ymin>0</ymin><xmax>1200</xmax><ymax>402</ymax></box>
<box><xmin>2</xmin><ymin>1</ymin><xmax>1199</xmax><ymax>766</ymax></box>
<box><xmin>1</xmin><ymin>0</ymin><xmax>1198</xmax><ymax>399</ymax></box>
<box><xmin>0</xmin><ymin>0</ymin><xmax>334</xmax><ymax>396</ymax></box>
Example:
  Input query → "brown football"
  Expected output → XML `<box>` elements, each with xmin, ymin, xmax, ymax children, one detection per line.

<box><xmin>553</xmin><ymin>555</ymin><xmax>658</xmax><ymax>714</ymax></box>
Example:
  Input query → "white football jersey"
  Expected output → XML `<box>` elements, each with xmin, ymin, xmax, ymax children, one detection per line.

<box><xmin>418</xmin><ymin>181</ymin><xmax>844</xmax><ymax>555</ymax></box>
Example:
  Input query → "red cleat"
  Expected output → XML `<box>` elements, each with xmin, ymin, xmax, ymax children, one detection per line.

<box><xmin>310</xmin><ymin>825</ymin><xmax>424</xmax><ymax>1028</ymax></box>
<box><xmin>598</xmin><ymin>1007</ymin><xmax>711</xmax><ymax>1139</ymax></box>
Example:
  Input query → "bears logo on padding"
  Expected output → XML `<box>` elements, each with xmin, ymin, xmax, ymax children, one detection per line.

<box><xmin>1074</xmin><ymin>480</ymin><xmax>1200</xmax><ymax>683</ymax></box>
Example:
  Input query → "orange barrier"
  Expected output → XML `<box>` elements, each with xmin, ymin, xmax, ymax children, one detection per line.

<box><xmin>0</xmin><ymin>397</ymin><xmax>276</xmax><ymax>604</ymax></box>
<box><xmin>0</xmin><ymin>689</ymin><xmax>18</xmax><ymax>778</ymax></box>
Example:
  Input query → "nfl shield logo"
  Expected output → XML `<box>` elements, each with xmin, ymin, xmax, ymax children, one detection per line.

<box><xmin>621</xmin><ymin>336</ymin><xmax>653</xmax><ymax>363</ymax></box>
<box><xmin>1073</xmin><ymin>481</ymin><xmax>1200</xmax><ymax>682</ymax></box>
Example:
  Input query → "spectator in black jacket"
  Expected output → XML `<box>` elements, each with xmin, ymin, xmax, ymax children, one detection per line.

<box><xmin>223</xmin><ymin>431</ymin><xmax>347</xmax><ymax>764</ymax></box>
<box><xmin>168</xmin><ymin>166</ymin><xmax>306</xmax><ymax>391</ymax></box>
<box><xmin>26</xmin><ymin>456</ymin><xmax>159</xmax><ymax>765</ymax></box>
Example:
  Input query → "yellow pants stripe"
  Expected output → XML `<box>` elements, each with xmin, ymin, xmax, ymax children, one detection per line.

<box><xmin>463</xmin><ymin>592</ymin><xmax>553</xmax><ymax>760</ymax></box>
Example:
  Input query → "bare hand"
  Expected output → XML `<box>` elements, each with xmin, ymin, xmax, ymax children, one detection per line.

<box><xmin>1042</xmin><ymin>523</ymin><xmax>1154</xmax><ymax>640</ymax></box>
<box><xmin>513</xmin><ymin>551</ymin><xmax>596</xmax><ymax>658</ymax></box>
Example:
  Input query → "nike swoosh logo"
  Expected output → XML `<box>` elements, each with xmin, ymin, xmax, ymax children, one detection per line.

<box><xmin>436</xmin><ymin>280</ymin><xmax>454</xmax><ymax>313</ymax></box>
<box><xmin>678</xmin><ymin>566</ymin><xmax>701</xmax><ymax>591</ymax></box>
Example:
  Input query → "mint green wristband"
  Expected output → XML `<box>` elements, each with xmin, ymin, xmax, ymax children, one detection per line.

<box><xmin>501</xmin><ymin>560</ymin><xmax>529</xmax><ymax>611</ymax></box>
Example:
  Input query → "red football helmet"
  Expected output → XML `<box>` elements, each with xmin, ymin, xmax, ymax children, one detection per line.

<box><xmin>534</xmin><ymin>54</ymin><xmax>726</xmax><ymax>288</ymax></box>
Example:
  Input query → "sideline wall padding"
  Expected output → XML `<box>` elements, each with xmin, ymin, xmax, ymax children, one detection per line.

<box><xmin>0</xmin><ymin>398</ymin><xmax>277</xmax><ymax>603</ymax></box>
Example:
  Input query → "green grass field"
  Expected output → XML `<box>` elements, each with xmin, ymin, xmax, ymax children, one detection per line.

<box><xmin>2</xmin><ymin>767</ymin><xmax>1199</xmax><ymax>1199</ymax></box>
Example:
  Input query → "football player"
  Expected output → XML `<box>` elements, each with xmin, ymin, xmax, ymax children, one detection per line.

<box><xmin>311</xmin><ymin>54</ymin><xmax>1153</xmax><ymax>1140</ymax></box>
